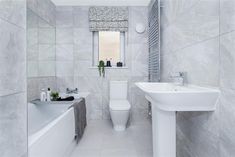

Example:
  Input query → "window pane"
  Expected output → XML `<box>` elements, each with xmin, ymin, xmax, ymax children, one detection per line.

<box><xmin>99</xmin><ymin>31</ymin><xmax>120</xmax><ymax>65</ymax></box>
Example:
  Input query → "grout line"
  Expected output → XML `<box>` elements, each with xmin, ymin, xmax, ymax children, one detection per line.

<box><xmin>0</xmin><ymin>16</ymin><xmax>25</xmax><ymax>30</ymax></box>
<box><xmin>0</xmin><ymin>91</ymin><xmax>26</xmax><ymax>98</ymax></box>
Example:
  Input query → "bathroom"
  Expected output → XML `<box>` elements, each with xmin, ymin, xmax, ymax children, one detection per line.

<box><xmin>1</xmin><ymin>0</ymin><xmax>235</xmax><ymax>157</ymax></box>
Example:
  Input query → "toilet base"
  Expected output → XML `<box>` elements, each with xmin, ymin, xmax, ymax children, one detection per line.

<box><xmin>113</xmin><ymin>125</ymin><xmax>126</xmax><ymax>131</ymax></box>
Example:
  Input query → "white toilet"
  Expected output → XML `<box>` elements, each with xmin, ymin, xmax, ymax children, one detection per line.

<box><xmin>109</xmin><ymin>81</ymin><xmax>131</xmax><ymax>131</ymax></box>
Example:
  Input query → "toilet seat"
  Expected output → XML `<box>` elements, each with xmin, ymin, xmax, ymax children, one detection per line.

<box><xmin>109</xmin><ymin>100</ymin><xmax>131</xmax><ymax>111</ymax></box>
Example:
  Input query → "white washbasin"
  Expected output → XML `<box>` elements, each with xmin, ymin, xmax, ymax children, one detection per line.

<box><xmin>135</xmin><ymin>82</ymin><xmax>220</xmax><ymax>111</ymax></box>
<box><xmin>135</xmin><ymin>82</ymin><xmax>220</xmax><ymax>157</ymax></box>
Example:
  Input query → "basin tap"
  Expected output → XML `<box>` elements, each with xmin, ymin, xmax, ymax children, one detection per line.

<box><xmin>170</xmin><ymin>72</ymin><xmax>185</xmax><ymax>86</ymax></box>
<box><xmin>66</xmin><ymin>88</ymin><xmax>78</xmax><ymax>94</ymax></box>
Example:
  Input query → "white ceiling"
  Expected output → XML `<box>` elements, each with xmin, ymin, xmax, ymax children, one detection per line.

<box><xmin>51</xmin><ymin>0</ymin><xmax>151</xmax><ymax>6</ymax></box>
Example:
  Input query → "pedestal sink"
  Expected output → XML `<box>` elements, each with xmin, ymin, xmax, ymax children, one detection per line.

<box><xmin>135</xmin><ymin>82</ymin><xmax>220</xmax><ymax>157</ymax></box>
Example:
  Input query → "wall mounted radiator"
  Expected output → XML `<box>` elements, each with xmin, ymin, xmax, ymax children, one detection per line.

<box><xmin>148</xmin><ymin>0</ymin><xmax>160</xmax><ymax>116</ymax></box>
<box><xmin>148</xmin><ymin>0</ymin><xmax>160</xmax><ymax>82</ymax></box>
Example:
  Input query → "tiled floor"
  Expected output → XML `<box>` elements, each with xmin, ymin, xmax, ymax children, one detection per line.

<box><xmin>69</xmin><ymin>119</ymin><xmax>153</xmax><ymax>157</ymax></box>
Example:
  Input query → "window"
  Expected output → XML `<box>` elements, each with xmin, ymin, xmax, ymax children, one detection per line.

<box><xmin>93</xmin><ymin>31</ymin><xmax>125</xmax><ymax>67</ymax></box>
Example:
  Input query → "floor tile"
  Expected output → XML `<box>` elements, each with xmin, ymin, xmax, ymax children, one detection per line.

<box><xmin>69</xmin><ymin>120</ymin><xmax>152</xmax><ymax>157</ymax></box>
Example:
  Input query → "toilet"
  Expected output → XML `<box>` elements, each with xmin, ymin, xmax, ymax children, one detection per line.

<box><xmin>109</xmin><ymin>81</ymin><xmax>131</xmax><ymax>131</ymax></box>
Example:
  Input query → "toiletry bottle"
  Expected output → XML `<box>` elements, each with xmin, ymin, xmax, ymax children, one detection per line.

<box><xmin>46</xmin><ymin>88</ymin><xmax>51</xmax><ymax>102</ymax></box>
<box><xmin>40</xmin><ymin>89</ymin><xmax>46</xmax><ymax>102</ymax></box>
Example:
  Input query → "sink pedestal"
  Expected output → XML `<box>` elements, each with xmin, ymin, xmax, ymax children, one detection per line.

<box><xmin>135</xmin><ymin>82</ymin><xmax>220</xmax><ymax>157</ymax></box>
<box><xmin>152</xmin><ymin>104</ymin><xmax>176</xmax><ymax>157</ymax></box>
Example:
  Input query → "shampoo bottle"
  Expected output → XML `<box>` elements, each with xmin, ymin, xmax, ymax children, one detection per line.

<box><xmin>40</xmin><ymin>89</ymin><xmax>46</xmax><ymax>102</ymax></box>
<box><xmin>46</xmin><ymin>88</ymin><xmax>51</xmax><ymax>102</ymax></box>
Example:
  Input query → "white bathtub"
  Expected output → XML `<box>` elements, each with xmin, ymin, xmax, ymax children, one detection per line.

<box><xmin>28</xmin><ymin>102</ymin><xmax>76</xmax><ymax>157</ymax></box>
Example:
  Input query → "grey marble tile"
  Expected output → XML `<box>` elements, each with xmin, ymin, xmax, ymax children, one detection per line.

<box><xmin>27</xmin><ymin>0</ymin><xmax>38</xmax><ymax>14</ymax></box>
<box><xmin>220</xmin><ymin>0</ymin><xmax>235</xmax><ymax>34</ymax></box>
<box><xmin>162</xmin><ymin>37</ymin><xmax>219</xmax><ymax>86</ymax></box>
<box><xmin>27</xmin><ymin>77</ymin><xmax>40</xmax><ymax>101</ymax></box>
<box><xmin>56</xmin><ymin>44</ymin><xmax>74</xmax><ymax>61</ymax></box>
<box><xmin>38</xmin><ymin>28</ymin><xmax>56</xmax><ymax>44</ymax></box>
<box><xmin>74</xmin><ymin>60</ymin><xmax>97</xmax><ymax>77</ymax></box>
<box><xmin>73</xmin><ymin>7</ymin><xmax>89</xmax><ymax>28</ymax></box>
<box><xmin>74</xmin><ymin>44</ymin><xmax>92</xmax><ymax>61</ymax></box>
<box><xmin>56</xmin><ymin>76</ymin><xmax>74</xmax><ymax>92</ymax></box>
<box><xmin>56</xmin><ymin>8</ymin><xmax>73</xmax><ymax>28</ymax></box>
<box><xmin>36</xmin><ymin>0</ymin><xmax>56</xmax><ymax>26</ymax></box>
<box><xmin>0</xmin><ymin>19</ymin><xmax>26</xmax><ymax>92</ymax></box>
<box><xmin>73</xmin><ymin>28</ymin><xmax>92</xmax><ymax>45</ymax></box>
<box><xmin>27</xmin><ymin>9</ymin><xmax>38</xmax><ymax>28</ymax></box>
<box><xmin>27</xmin><ymin>28</ymin><xmax>38</xmax><ymax>46</ymax></box>
<box><xmin>219</xmin><ymin>88</ymin><xmax>235</xmax><ymax>156</ymax></box>
<box><xmin>38</xmin><ymin>44</ymin><xmax>55</xmax><ymax>61</ymax></box>
<box><xmin>56</xmin><ymin>61</ymin><xmax>74</xmax><ymax>76</ymax></box>
<box><xmin>220</xmin><ymin>31</ymin><xmax>235</xmax><ymax>90</ymax></box>
<box><xmin>177</xmin><ymin>112</ymin><xmax>220</xmax><ymax>157</ymax></box>
<box><xmin>27</xmin><ymin>61</ymin><xmax>38</xmax><ymax>77</ymax></box>
<box><xmin>161</xmin><ymin>0</ymin><xmax>219</xmax><ymax>52</ymax></box>
<box><xmin>38</xmin><ymin>61</ymin><xmax>56</xmax><ymax>77</ymax></box>
<box><xmin>0</xmin><ymin>92</ymin><xmax>27</xmax><ymax>157</ymax></box>
<box><xmin>77</xmin><ymin>76</ymin><xmax>103</xmax><ymax>94</ymax></box>
<box><xmin>87</xmin><ymin>93</ymin><xmax>103</xmax><ymax>114</ymax></box>
<box><xmin>56</xmin><ymin>28</ymin><xmax>74</xmax><ymax>44</ymax></box>
<box><xmin>0</xmin><ymin>0</ymin><xmax>26</xmax><ymax>28</ymax></box>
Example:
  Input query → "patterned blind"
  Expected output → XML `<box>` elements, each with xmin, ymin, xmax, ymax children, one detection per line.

<box><xmin>89</xmin><ymin>7</ymin><xmax>129</xmax><ymax>32</ymax></box>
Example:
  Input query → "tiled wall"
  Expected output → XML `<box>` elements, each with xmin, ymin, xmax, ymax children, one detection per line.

<box><xmin>27</xmin><ymin>0</ymin><xmax>56</xmax><ymax>101</ymax></box>
<box><xmin>219</xmin><ymin>0</ymin><xmax>235</xmax><ymax>155</ymax></box>
<box><xmin>161</xmin><ymin>0</ymin><xmax>235</xmax><ymax>156</ymax></box>
<box><xmin>0</xmin><ymin>0</ymin><xmax>27</xmax><ymax>157</ymax></box>
<box><xmin>55</xmin><ymin>6</ymin><xmax>149</xmax><ymax>122</ymax></box>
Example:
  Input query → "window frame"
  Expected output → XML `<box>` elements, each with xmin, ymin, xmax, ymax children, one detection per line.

<box><xmin>92</xmin><ymin>31</ymin><xmax>125</xmax><ymax>67</ymax></box>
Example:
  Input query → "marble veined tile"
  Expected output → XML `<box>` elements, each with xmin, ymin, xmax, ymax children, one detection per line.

<box><xmin>220</xmin><ymin>31</ymin><xmax>235</xmax><ymax>90</ymax></box>
<box><xmin>56</xmin><ymin>28</ymin><xmax>73</xmax><ymax>44</ymax></box>
<box><xmin>0</xmin><ymin>0</ymin><xmax>26</xmax><ymax>28</ymax></box>
<box><xmin>220</xmin><ymin>0</ymin><xmax>235</xmax><ymax>34</ymax></box>
<box><xmin>0</xmin><ymin>92</ymin><xmax>27</xmax><ymax>157</ymax></box>
<box><xmin>38</xmin><ymin>44</ymin><xmax>56</xmax><ymax>61</ymax></box>
<box><xmin>0</xmin><ymin>18</ymin><xmax>26</xmax><ymax>92</ymax></box>
<box><xmin>38</xmin><ymin>28</ymin><xmax>56</xmax><ymax>44</ymax></box>
<box><xmin>56</xmin><ymin>8</ymin><xmax>73</xmax><ymax>28</ymax></box>
<box><xmin>219</xmin><ymin>88</ymin><xmax>235</xmax><ymax>156</ymax></box>
<box><xmin>73</xmin><ymin>7</ymin><xmax>89</xmax><ymax>28</ymax></box>
<box><xmin>161</xmin><ymin>0</ymin><xmax>219</xmax><ymax>52</ymax></box>
<box><xmin>56</xmin><ymin>44</ymin><xmax>74</xmax><ymax>61</ymax></box>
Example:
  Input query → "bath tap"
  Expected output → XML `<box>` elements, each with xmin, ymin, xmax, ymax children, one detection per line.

<box><xmin>66</xmin><ymin>88</ymin><xmax>78</xmax><ymax>94</ymax></box>
<box><xmin>169</xmin><ymin>72</ymin><xmax>186</xmax><ymax>86</ymax></box>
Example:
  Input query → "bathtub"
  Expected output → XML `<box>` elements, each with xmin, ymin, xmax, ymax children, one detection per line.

<box><xmin>28</xmin><ymin>101</ymin><xmax>76</xmax><ymax>157</ymax></box>
<box><xmin>28</xmin><ymin>92</ymin><xmax>90</xmax><ymax>157</ymax></box>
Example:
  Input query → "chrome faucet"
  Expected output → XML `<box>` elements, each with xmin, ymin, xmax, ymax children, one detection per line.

<box><xmin>66</xmin><ymin>88</ymin><xmax>78</xmax><ymax>94</ymax></box>
<box><xmin>169</xmin><ymin>72</ymin><xmax>186</xmax><ymax>86</ymax></box>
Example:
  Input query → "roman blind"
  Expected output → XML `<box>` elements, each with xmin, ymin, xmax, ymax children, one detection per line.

<box><xmin>89</xmin><ymin>7</ymin><xmax>129</xmax><ymax>32</ymax></box>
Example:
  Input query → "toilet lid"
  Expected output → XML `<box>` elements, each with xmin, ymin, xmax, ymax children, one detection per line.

<box><xmin>109</xmin><ymin>100</ymin><xmax>131</xmax><ymax>111</ymax></box>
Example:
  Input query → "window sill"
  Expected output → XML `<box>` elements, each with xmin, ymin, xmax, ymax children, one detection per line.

<box><xmin>89</xmin><ymin>66</ymin><xmax>128</xmax><ymax>69</ymax></box>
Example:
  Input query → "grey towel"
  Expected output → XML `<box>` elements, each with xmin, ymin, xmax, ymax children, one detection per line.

<box><xmin>69</xmin><ymin>98</ymin><xmax>87</xmax><ymax>144</ymax></box>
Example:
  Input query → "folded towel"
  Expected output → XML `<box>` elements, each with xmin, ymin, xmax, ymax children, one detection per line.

<box><xmin>69</xmin><ymin>98</ymin><xmax>87</xmax><ymax>144</ymax></box>
<box><xmin>57</xmin><ymin>96</ymin><xmax>75</xmax><ymax>101</ymax></box>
